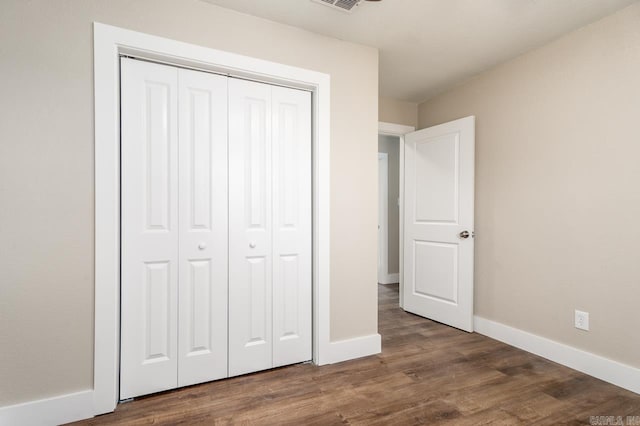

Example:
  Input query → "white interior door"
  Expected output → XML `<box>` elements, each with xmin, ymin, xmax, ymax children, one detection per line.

<box><xmin>120</xmin><ymin>58</ymin><xmax>180</xmax><ymax>399</ymax></box>
<box><xmin>403</xmin><ymin>116</ymin><xmax>475</xmax><ymax>332</ymax></box>
<box><xmin>271</xmin><ymin>86</ymin><xmax>312</xmax><ymax>368</ymax></box>
<box><xmin>177</xmin><ymin>68</ymin><xmax>228</xmax><ymax>387</ymax></box>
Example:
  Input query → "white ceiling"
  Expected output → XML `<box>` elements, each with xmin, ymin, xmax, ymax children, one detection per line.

<box><xmin>201</xmin><ymin>0</ymin><xmax>637</xmax><ymax>103</ymax></box>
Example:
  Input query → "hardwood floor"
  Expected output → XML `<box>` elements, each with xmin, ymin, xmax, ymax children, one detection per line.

<box><xmin>72</xmin><ymin>284</ymin><xmax>640</xmax><ymax>425</ymax></box>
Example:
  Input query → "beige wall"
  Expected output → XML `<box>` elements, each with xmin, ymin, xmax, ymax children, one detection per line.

<box><xmin>379</xmin><ymin>96</ymin><xmax>418</xmax><ymax>128</ymax></box>
<box><xmin>419</xmin><ymin>3</ymin><xmax>640</xmax><ymax>368</ymax></box>
<box><xmin>0</xmin><ymin>0</ymin><xmax>378</xmax><ymax>406</ymax></box>
<box><xmin>378</xmin><ymin>135</ymin><xmax>400</xmax><ymax>276</ymax></box>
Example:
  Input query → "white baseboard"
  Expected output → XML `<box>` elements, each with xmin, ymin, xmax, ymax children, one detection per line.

<box><xmin>326</xmin><ymin>333</ymin><xmax>382</xmax><ymax>364</ymax></box>
<box><xmin>378</xmin><ymin>273</ymin><xmax>399</xmax><ymax>285</ymax></box>
<box><xmin>474</xmin><ymin>316</ymin><xmax>640</xmax><ymax>395</ymax></box>
<box><xmin>0</xmin><ymin>389</ymin><xmax>94</xmax><ymax>426</ymax></box>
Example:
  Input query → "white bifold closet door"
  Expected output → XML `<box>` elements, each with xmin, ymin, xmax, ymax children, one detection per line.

<box><xmin>120</xmin><ymin>58</ymin><xmax>311</xmax><ymax>399</ymax></box>
<box><xmin>228</xmin><ymin>79</ymin><xmax>312</xmax><ymax>377</ymax></box>
<box><xmin>120</xmin><ymin>58</ymin><xmax>228</xmax><ymax>399</ymax></box>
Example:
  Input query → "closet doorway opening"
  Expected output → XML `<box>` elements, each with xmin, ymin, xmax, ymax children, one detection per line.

<box><xmin>119</xmin><ymin>57</ymin><xmax>313</xmax><ymax>399</ymax></box>
<box><xmin>94</xmin><ymin>23</ymin><xmax>331</xmax><ymax>414</ymax></box>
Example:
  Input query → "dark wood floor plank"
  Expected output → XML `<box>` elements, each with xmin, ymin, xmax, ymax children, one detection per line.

<box><xmin>70</xmin><ymin>283</ymin><xmax>640</xmax><ymax>425</ymax></box>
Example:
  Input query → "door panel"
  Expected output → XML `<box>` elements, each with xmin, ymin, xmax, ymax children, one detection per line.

<box><xmin>177</xmin><ymin>68</ymin><xmax>228</xmax><ymax>387</ymax></box>
<box><xmin>272</xmin><ymin>86</ymin><xmax>312</xmax><ymax>367</ymax></box>
<box><xmin>414</xmin><ymin>135</ymin><xmax>459</xmax><ymax>223</ymax></box>
<box><xmin>120</xmin><ymin>58</ymin><xmax>179</xmax><ymax>399</ymax></box>
<box><xmin>228</xmin><ymin>78</ymin><xmax>273</xmax><ymax>376</ymax></box>
<box><xmin>143</xmin><ymin>261</ymin><xmax>172</xmax><ymax>361</ymax></box>
<box><xmin>413</xmin><ymin>241</ymin><xmax>458</xmax><ymax>303</ymax></box>
<box><xmin>403</xmin><ymin>116</ymin><xmax>475</xmax><ymax>332</ymax></box>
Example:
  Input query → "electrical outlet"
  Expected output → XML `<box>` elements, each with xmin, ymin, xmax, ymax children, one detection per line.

<box><xmin>575</xmin><ymin>310</ymin><xmax>590</xmax><ymax>331</ymax></box>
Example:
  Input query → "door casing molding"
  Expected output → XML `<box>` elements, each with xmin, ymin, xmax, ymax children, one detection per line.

<box><xmin>377</xmin><ymin>152</ymin><xmax>391</xmax><ymax>284</ymax></box>
<box><xmin>94</xmin><ymin>22</ymin><xmax>331</xmax><ymax>415</ymax></box>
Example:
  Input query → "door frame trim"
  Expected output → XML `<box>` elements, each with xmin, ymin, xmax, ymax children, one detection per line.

<box><xmin>378</xmin><ymin>122</ymin><xmax>415</xmax><ymax>307</ymax></box>
<box><xmin>377</xmin><ymin>153</ymin><xmax>391</xmax><ymax>283</ymax></box>
<box><xmin>94</xmin><ymin>22</ymin><xmax>331</xmax><ymax>415</ymax></box>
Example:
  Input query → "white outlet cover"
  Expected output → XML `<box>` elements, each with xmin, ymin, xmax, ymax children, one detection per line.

<box><xmin>575</xmin><ymin>310</ymin><xmax>590</xmax><ymax>331</ymax></box>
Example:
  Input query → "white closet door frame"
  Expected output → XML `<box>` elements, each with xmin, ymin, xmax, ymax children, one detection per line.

<box><xmin>94</xmin><ymin>23</ymin><xmax>331</xmax><ymax>414</ymax></box>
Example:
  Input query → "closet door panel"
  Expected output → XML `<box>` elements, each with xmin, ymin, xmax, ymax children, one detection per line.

<box><xmin>272</xmin><ymin>87</ymin><xmax>312</xmax><ymax>367</ymax></box>
<box><xmin>120</xmin><ymin>58</ymin><xmax>179</xmax><ymax>399</ymax></box>
<box><xmin>228</xmin><ymin>78</ymin><xmax>273</xmax><ymax>377</ymax></box>
<box><xmin>177</xmin><ymin>68</ymin><xmax>229</xmax><ymax>387</ymax></box>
